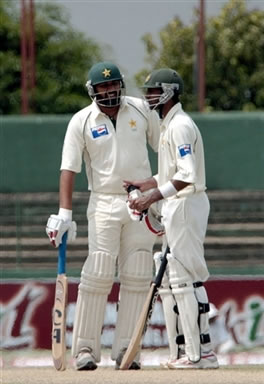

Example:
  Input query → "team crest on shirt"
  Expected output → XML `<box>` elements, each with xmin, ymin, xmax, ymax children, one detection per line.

<box><xmin>129</xmin><ymin>119</ymin><xmax>137</xmax><ymax>130</ymax></box>
<box><xmin>91</xmin><ymin>124</ymin><xmax>109</xmax><ymax>139</ymax></box>
<box><xmin>178</xmin><ymin>144</ymin><xmax>192</xmax><ymax>157</ymax></box>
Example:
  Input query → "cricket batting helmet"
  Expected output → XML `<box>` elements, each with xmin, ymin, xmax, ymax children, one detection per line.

<box><xmin>86</xmin><ymin>61</ymin><xmax>125</xmax><ymax>107</ymax></box>
<box><xmin>142</xmin><ymin>68</ymin><xmax>183</xmax><ymax>110</ymax></box>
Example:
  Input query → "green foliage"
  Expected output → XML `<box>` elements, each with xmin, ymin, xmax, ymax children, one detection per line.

<box><xmin>136</xmin><ymin>0</ymin><xmax>264</xmax><ymax>111</ymax></box>
<box><xmin>135</xmin><ymin>19</ymin><xmax>197</xmax><ymax>111</ymax></box>
<box><xmin>0</xmin><ymin>0</ymin><xmax>102</xmax><ymax>114</ymax></box>
<box><xmin>206</xmin><ymin>0</ymin><xmax>264</xmax><ymax>110</ymax></box>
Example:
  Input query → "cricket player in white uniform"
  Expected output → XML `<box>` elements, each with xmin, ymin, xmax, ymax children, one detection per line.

<box><xmin>126</xmin><ymin>68</ymin><xmax>219</xmax><ymax>369</ymax></box>
<box><xmin>46</xmin><ymin>61</ymin><xmax>160</xmax><ymax>370</ymax></box>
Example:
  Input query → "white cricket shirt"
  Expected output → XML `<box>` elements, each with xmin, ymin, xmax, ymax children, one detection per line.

<box><xmin>60</xmin><ymin>96</ymin><xmax>160</xmax><ymax>194</ymax></box>
<box><xmin>157</xmin><ymin>103</ymin><xmax>207</xmax><ymax>192</ymax></box>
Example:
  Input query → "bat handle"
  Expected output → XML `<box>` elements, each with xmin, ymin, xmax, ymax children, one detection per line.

<box><xmin>58</xmin><ymin>232</ymin><xmax>67</xmax><ymax>274</ymax></box>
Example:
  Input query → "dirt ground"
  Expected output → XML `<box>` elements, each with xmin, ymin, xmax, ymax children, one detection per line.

<box><xmin>2</xmin><ymin>348</ymin><xmax>264</xmax><ymax>384</ymax></box>
<box><xmin>2</xmin><ymin>366</ymin><xmax>264</xmax><ymax>384</ymax></box>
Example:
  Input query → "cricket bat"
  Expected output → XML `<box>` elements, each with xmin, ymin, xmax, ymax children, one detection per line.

<box><xmin>120</xmin><ymin>245</ymin><xmax>170</xmax><ymax>370</ymax></box>
<box><xmin>52</xmin><ymin>232</ymin><xmax>68</xmax><ymax>371</ymax></box>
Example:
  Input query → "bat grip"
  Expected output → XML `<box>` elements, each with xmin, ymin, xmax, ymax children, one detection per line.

<box><xmin>58</xmin><ymin>232</ymin><xmax>67</xmax><ymax>274</ymax></box>
<box><xmin>154</xmin><ymin>245</ymin><xmax>170</xmax><ymax>288</ymax></box>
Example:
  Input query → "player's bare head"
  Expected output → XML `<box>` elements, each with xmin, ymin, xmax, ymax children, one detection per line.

<box><xmin>142</xmin><ymin>68</ymin><xmax>183</xmax><ymax>112</ymax></box>
<box><xmin>86</xmin><ymin>61</ymin><xmax>125</xmax><ymax>107</ymax></box>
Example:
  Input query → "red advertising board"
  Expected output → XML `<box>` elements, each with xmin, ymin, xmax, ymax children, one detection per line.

<box><xmin>1</xmin><ymin>277</ymin><xmax>263</xmax><ymax>352</ymax></box>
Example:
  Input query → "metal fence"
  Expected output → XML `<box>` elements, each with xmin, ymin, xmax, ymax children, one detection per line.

<box><xmin>1</xmin><ymin>190</ymin><xmax>264</xmax><ymax>278</ymax></box>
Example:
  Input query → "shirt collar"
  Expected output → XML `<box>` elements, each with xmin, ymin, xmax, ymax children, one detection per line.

<box><xmin>91</xmin><ymin>96</ymin><xmax>127</xmax><ymax>119</ymax></box>
<box><xmin>162</xmin><ymin>102</ymin><xmax>182</xmax><ymax>126</ymax></box>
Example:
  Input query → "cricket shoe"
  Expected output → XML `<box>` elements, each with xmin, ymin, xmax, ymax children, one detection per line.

<box><xmin>75</xmin><ymin>347</ymin><xmax>97</xmax><ymax>370</ymax></box>
<box><xmin>115</xmin><ymin>348</ymin><xmax>141</xmax><ymax>370</ymax></box>
<box><xmin>168</xmin><ymin>352</ymin><xmax>219</xmax><ymax>369</ymax></box>
<box><xmin>160</xmin><ymin>357</ymin><xmax>177</xmax><ymax>369</ymax></box>
<box><xmin>160</xmin><ymin>349</ymin><xmax>186</xmax><ymax>369</ymax></box>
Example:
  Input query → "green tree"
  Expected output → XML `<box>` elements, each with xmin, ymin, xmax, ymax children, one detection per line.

<box><xmin>206</xmin><ymin>0</ymin><xmax>264</xmax><ymax>111</ymax></box>
<box><xmin>135</xmin><ymin>0</ymin><xmax>264</xmax><ymax>111</ymax></box>
<box><xmin>0</xmin><ymin>0</ymin><xmax>102</xmax><ymax>114</ymax></box>
<box><xmin>135</xmin><ymin>20</ymin><xmax>197</xmax><ymax>111</ymax></box>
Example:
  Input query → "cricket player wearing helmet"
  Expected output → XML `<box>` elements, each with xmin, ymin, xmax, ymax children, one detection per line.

<box><xmin>46</xmin><ymin>61</ymin><xmax>160</xmax><ymax>370</ymax></box>
<box><xmin>126</xmin><ymin>68</ymin><xmax>219</xmax><ymax>369</ymax></box>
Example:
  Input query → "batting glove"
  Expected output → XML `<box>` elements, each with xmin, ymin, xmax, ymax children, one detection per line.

<box><xmin>126</xmin><ymin>185</ymin><xmax>143</xmax><ymax>221</ymax></box>
<box><xmin>46</xmin><ymin>208</ymin><xmax>77</xmax><ymax>248</ymax></box>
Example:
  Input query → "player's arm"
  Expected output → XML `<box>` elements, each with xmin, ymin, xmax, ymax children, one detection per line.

<box><xmin>59</xmin><ymin>170</ymin><xmax>75</xmax><ymax>210</ymax></box>
<box><xmin>129</xmin><ymin>179</ymin><xmax>190</xmax><ymax>212</ymax></box>
<box><xmin>123</xmin><ymin>176</ymin><xmax>157</xmax><ymax>193</ymax></box>
<box><xmin>172</xmin><ymin>120</ymin><xmax>197</xmax><ymax>184</ymax></box>
<box><xmin>146</xmin><ymin>107</ymin><xmax>160</xmax><ymax>152</ymax></box>
<box><xmin>46</xmin><ymin>111</ymin><xmax>84</xmax><ymax>248</ymax></box>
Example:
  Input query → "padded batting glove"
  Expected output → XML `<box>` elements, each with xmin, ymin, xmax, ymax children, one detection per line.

<box><xmin>126</xmin><ymin>185</ymin><xmax>143</xmax><ymax>221</ymax></box>
<box><xmin>46</xmin><ymin>208</ymin><xmax>77</xmax><ymax>248</ymax></box>
<box><xmin>142</xmin><ymin>205</ymin><xmax>165</xmax><ymax>236</ymax></box>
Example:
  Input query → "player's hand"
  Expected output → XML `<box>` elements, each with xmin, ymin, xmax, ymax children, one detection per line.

<box><xmin>125</xmin><ymin>186</ymin><xmax>143</xmax><ymax>221</ymax></box>
<box><xmin>129</xmin><ymin>188</ymin><xmax>162</xmax><ymax>212</ymax></box>
<box><xmin>46</xmin><ymin>214</ymin><xmax>77</xmax><ymax>248</ymax></box>
<box><xmin>129</xmin><ymin>195</ymin><xmax>152</xmax><ymax>212</ymax></box>
<box><xmin>123</xmin><ymin>177</ymin><xmax>157</xmax><ymax>193</ymax></box>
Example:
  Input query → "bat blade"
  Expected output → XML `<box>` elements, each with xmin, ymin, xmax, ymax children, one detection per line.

<box><xmin>120</xmin><ymin>245</ymin><xmax>169</xmax><ymax>370</ymax></box>
<box><xmin>52</xmin><ymin>274</ymin><xmax>68</xmax><ymax>370</ymax></box>
<box><xmin>119</xmin><ymin>283</ymin><xmax>156</xmax><ymax>369</ymax></box>
<box><xmin>52</xmin><ymin>232</ymin><xmax>68</xmax><ymax>371</ymax></box>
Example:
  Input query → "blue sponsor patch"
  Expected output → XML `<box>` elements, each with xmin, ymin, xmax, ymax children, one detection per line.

<box><xmin>91</xmin><ymin>124</ymin><xmax>109</xmax><ymax>139</ymax></box>
<box><xmin>178</xmin><ymin>144</ymin><xmax>192</xmax><ymax>157</ymax></box>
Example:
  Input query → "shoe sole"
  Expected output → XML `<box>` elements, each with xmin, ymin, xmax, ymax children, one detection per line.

<box><xmin>129</xmin><ymin>362</ymin><xmax>141</xmax><ymax>370</ymax></box>
<box><xmin>168</xmin><ymin>362</ymin><xmax>219</xmax><ymax>369</ymax></box>
<box><xmin>115</xmin><ymin>362</ymin><xmax>141</xmax><ymax>370</ymax></box>
<box><xmin>77</xmin><ymin>361</ymin><xmax>98</xmax><ymax>371</ymax></box>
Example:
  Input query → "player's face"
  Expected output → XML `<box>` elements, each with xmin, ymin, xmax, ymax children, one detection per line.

<box><xmin>94</xmin><ymin>80</ymin><xmax>122</xmax><ymax>107</ymax></box>
<box><xmin>145</xmin><ymin>88</ymin><xmax>162</xmax><ymax>109</ymax></box>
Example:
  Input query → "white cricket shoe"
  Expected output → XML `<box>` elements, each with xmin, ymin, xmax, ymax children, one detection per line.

<box><xmin>160</xmin><ymin>357</ymin><xmax>178</xmax><ymax>369</ymax></box>
<box><xmin>160</xmin><ymin>349</ymin><xmax>186</xmax><ymax>369</ymax></box>
<box><xmin>75</xmin><ymin>347</ymin><xmax>97</xmax><ymax>371</ymax></box>
<box><xmin>168</xmin><ymin>352</ymin><xmax>219</xmax><ymax>369</ymax></box>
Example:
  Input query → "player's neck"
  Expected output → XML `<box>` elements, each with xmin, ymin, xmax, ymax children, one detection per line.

<box><xmin>100</xmin><ymin>105</ymin><xmax>119</xmax><ymax>120</ymax></box>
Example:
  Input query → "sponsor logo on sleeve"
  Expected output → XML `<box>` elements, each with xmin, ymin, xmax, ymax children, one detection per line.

<box><xmin>178</xmin><ymin>144</ymin><xmax>191</xmax><ymax>157</ymax></box>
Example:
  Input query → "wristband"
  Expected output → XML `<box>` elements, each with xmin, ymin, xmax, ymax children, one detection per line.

<box><xmin>59</xmin><ymin>207</ymin><xmax>72</xmax><ymax>221</ymax></box>
<box><xmin>158</xmin><ymin>181</ymin><xmax>177</xmax><ymax>199</ymax></box>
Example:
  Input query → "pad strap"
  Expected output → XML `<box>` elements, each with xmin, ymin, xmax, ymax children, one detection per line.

<box><xmin>174</xmin><ymin>301</ymin><xmax>209</xmax><ymax>315</ymax></box>
<box><xmin>198</xmin><ymin>302</ymin><xmax>210</xmax><ymax>314</ymax></box>
<box><xmin>176</xmin><ymin>333</ymin><xmax>211</xmax><ymax>345</ymax></box>
<box><xmin>193</xmin><ymin>281</ymin><xmax>203</xmax><ymax>288</ymax></box>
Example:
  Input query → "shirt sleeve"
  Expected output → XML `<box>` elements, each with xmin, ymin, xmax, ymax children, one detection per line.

<box><xmin>146</xmin><ymin>109</ymin><xmax>160</xmax><ymax>152</ymax></box>
<box><xmin>60</xmin><ymin>113</ymin><xmax>85</xmax><ymax>173</ymax></box>
<box><xmin>153</xmin><ymin>173</ymin><xmax>159</xmax><ymax>185</ymax></box>
<box><xmin>171</xmin><ymin>120</ymin><xmax>197</xmax><ymax>184</ymax></box>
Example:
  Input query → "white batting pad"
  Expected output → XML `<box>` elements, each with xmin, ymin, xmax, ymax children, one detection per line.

<box><xmin>111</xmin><ymin>251</ymin><xmax>153</xmax><ymax>360</ymax></box>
<box><xmin>168</xmin><ymin>254</ymin><xmax>200</xmax><ymax>362</ymax></box>
<box><xmin>72</xmin><ymin>251</ymin><xmax>116</xmax><ymax>361</ymax></box>
<box><xmin>195</xmin><ymin>285</ymin><xmax>213</xmax><ymax>354</ymax></box>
